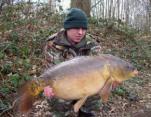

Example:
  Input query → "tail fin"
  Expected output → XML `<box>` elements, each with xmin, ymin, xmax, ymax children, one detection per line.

<box><xmin>17</xmin><ymin>79</ymin><xmax>44</xmax><ymax>113</ymax></box>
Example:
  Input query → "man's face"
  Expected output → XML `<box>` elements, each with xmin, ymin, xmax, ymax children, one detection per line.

<box><xmin>66</xmin><ymin>28</ymin><xmax>87</xmax><ymax>43</ymax></box>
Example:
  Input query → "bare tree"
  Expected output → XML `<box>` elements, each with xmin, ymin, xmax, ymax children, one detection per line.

<box><xmin>90</xmin><ymin>0</ymin><xmax>151</xmax><ymax>32</ymax></box>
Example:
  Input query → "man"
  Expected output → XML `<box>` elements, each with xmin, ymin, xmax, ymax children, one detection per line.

<box><xmin>43</xmin><ymin>8</ymin><xmax>101</xmax><ymax>117</ymax></box>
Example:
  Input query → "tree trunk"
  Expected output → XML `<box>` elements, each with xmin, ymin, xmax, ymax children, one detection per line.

<box><xmin>149</xmin><ymin>0</ymin><xmax>151</xmax><ymax>31</ymax></box>
<box><xmin>109</xmin><ymin>0</ymin><xmax>113</xmax><ymax>19</ymax></box>
<box><xmin>71</xmin><ymin>0</ymin><xmax>91</xmax><ymax>17</ymax></box>
<box><xmin>125</xmin><ymin>0</ymin><xmax>129</xmax><ymax>24</ymax></box>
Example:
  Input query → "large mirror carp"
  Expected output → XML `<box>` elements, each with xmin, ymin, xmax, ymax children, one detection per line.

<box><xmin>17</xmin><ymin>54</ymin><xmax>138</xmax><ymax>113</ymax></box>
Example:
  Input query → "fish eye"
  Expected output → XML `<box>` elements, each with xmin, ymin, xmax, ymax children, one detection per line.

<box><xmin>126</xmin><ymin>65</ymin><xmax>135</xmax><ymax>71</ymax></box>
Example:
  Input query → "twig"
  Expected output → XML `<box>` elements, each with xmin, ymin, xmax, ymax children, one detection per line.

<box><xmin>0</xmin><ymin>42</ymin><xmax>11</xmax><ymax>46</ymax></box>
<box><xmin>91</xmin><ymin>0</ymin><xmax>103</xmax><ymax>9</ymax></box>
<box><xmin>0</xmin><ymin>42</ymin><xmax>12</xmax><ymax>52</ymax></box>
<box><xmin>0</xmin><ymin>98</ymin><xmax>18</xmax><ymax>116</ymax></box>
<box><xmin>8</xmin><ymin>112</ymin><xmax>14</xmax><ymax>117</ymax></box>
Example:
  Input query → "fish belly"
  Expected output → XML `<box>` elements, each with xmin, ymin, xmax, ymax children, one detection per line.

<box><xmin>52</xmin><ymin>73</ymin><xmax>106</xmax><ymax>100</ymax></box>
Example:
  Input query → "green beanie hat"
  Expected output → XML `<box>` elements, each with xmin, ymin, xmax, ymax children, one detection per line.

<box><xmin>64</xmin><ymin>8</ymin><xmax>88</xmax><ymax>29</ymax></box>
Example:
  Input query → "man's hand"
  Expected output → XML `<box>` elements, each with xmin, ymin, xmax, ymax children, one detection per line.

<box><xmin>43</xmin><ymin>86</ymin><xmax>54</xmax><ymax>98</ymax></box>
<box><xmin>90</xmin><ymin>45</ymin><xmax>102</xmax><ymax>55</ymax></box>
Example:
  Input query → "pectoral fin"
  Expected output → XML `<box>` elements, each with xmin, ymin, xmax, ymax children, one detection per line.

<box><xmin>99</xmin><ymin>78</ymin><xmax>113</xmax><ymax>102</ymax></box>
<box><xmin>73</xmin><ymin>96</ymin><xmax>88</xmax><ymax>112</ymax></box>
<box><xmin>112</xmin><ymin>81</ymin><xmax>121</xmax><ymax>90</ymax></box>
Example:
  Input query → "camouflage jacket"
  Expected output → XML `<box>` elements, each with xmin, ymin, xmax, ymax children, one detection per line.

<box><xmin>43</xmin><ymin>29</ymin><xmax>101</xmax><ymax>67</ymax></box>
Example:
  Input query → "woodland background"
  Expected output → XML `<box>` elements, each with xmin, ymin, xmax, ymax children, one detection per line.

<box><xmin>0</xmin><ymin>0</ymin><xmax>151</xmax><ymax>117</ymax></box>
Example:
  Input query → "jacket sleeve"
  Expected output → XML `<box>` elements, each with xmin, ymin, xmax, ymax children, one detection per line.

<box><xmin>43</xmin><ymin>36</ymin><xmax>64</xmax><ymax>68</ymax></box>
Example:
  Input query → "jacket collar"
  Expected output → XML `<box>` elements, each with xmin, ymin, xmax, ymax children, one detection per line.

<box><xmin>54</xmin><ymin>29</ymin><xmax>87</xmax><ymax>49</ymax></box>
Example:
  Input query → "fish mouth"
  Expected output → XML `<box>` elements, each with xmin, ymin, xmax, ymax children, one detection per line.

<box><xmin>133</xmin><ymin>69</ymin><xmax>139</xmax><ymax>76</ymax></box>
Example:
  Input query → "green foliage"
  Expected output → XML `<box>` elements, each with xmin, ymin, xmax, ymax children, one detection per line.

<box><xmin>0</xmin><ymin>86</ymin><xmax>11</xmax><ymax>95</ymax></box>
<box><xmin>0</xmin><ymin>99</ymin><xmax>10</xmax><ymax>111</ymax></box>
<box><xmin>112</xmin><ymin>86</ymin><xmax>127</xmax><ymax>97</ymax></box>
<box><xmin>89</xmin><ymin>17</ymin><xmax>137</xmax><ymax>38</ymax></box>
<box><xmin>23</xmin><ymin>59</ymin><xmax>31</xmax><ymax>70</ymax></box>
<box><xmin>0</xmin><ymin>73</ymin><xmax>31</xmax><ymax>97</ymax></box>
<box><xmin>9</xmin><ymin>73</ymin><xmax>20</xmax><ymax>88</ymax></box>
<box><xmin>89</xmin><ymin>17</ymin><xmax>109</xmax><ymax>28</ymax></box>
<box><xmin>117</xmin><ymin>24</ymin><xmax>137</xmax><ymax>38</ymax></box>
<box><xmin>52</xmin><ymin>111</ymin><xmax>65</xmax><ymax>117</ymax></box>
<box><xmin>0</xmin><ymin>52</ymin><xmax>5</xmax><ymax>59</ymax></box>
<box><xmin>10</xmin><ymin>31</ymin><xmax>19</xmax><ymax>43</ymax></box>
<box><xmin>1</xmin><ymin>63</ymin><xmax>13</xmax><ymax>75</ymax></box>
<box><xmin>21</xmin><ymin>46</ymin><xmax>30</xmax><ymax>58</ymax></box>
<box><xmin>6</xmin><ymin>43</ymin><xmax>20</xmax><ymax>55</ymax></box>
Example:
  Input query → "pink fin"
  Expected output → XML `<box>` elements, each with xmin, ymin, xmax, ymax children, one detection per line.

<box><xmin>100</xmin><ymin>78</ymin><xmax>113</xmax><ymax>102</ymax></box>
<box><xmin>112</xmin><ymin>81</ymin><xmax>121</xmax><ymax>90</ymax></box>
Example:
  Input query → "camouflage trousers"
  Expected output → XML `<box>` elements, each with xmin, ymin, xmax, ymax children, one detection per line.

<box><xmin>47</xmin><ymin>95</ymin><xmax>102</xmax><ymax>117</ymax></box>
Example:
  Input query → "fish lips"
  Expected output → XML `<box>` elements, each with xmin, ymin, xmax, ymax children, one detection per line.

<box><xmin>133</xmin><ymin>69</ymin><xmax>139</xmax><ymax>76</ymax></box>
